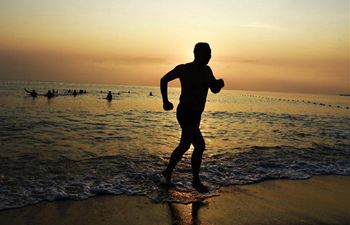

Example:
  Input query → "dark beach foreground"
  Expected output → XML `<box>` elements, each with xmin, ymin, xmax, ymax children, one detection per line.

<box><xmin>0</xmin><ymin>176</ymin><xmax>349</xmax><ymax>225</ymax></box>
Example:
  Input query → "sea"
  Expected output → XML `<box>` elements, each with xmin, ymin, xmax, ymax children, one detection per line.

<box><xmin>0</xmin><ymin>80</ymin><xmax>349</xmax><ymax>210</ymax></box>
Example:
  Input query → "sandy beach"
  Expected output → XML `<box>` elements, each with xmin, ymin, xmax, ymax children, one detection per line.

<box><xmin>0</xmin><ymin>175</ymin><xmax>349</xmax><ymax>225</ymax></box>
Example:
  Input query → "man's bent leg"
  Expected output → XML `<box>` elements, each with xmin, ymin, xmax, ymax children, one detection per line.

<box><xmin>191</xmin><ymin>127</ymin><xmax>208</xmax><ymax>192</ymax></box>
<box><xmin>163</xmin><ymin>128</ymin><xmax>191</xmax><ymax>184</ymax></box>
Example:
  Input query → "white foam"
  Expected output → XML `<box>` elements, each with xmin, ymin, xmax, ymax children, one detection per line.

<box><xmin>1</xmin><ymin>144</ymin><xmax>350</xmax><ymax>210</ymax></box>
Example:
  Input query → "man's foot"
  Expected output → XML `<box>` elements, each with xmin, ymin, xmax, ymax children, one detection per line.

<box><xmin>162</xmin><ymin>170</ymin><xmax>174</xmax><ymax>186</ymax></box>
<box><xmin>193</xmin><ymin>180</ymin><xmax>209</xmax><ymax>193</ymax></box>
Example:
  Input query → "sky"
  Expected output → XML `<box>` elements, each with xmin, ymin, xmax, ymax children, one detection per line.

<box><xmin>0</xmin><ymin>0</ymin><xmax>349</xmax><ymax>94</ymax></box>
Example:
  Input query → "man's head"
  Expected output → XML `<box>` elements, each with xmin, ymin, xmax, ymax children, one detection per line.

<box><xmin>194</xmin><ymin>42</ymin><xmax>211</xmax><ymax>66</ymax></box>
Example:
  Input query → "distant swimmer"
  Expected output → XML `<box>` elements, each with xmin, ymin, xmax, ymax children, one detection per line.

<box><xmin>149</xmin><ymin>91</ymin><xmax>153</xmax><ymax>96</ymax></box>
<box><xmin>73</xmin><ymin>90</ymin><xmax>77</xmax><ymax>96</ymax></box>
<box><xmin>106</xmin><ymin>91</ymin><xmax>113</xmax><ymax>101</ymax></box>
<box><xmin>24</xmin><ymin>89</ymin><xmax>38</xmax><ymax>98</ymax></box>
<box><xmin>160</xmin><ymin>42</ymin><xmax>224</xmax><ymax>193</ymax></box>
<box><xmin>44</xmin><ymin>90</ymin><xmax>54</xmax><ymax>99</ymax></box>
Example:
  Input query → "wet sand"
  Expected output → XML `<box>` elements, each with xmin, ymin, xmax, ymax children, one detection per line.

<box><xmin>0</xmin><ymin>176</ymin><xmax>349</xmax><ymax>225</ymax></box>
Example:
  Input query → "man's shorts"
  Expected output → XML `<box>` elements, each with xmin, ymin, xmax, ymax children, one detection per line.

<box><xmin>176</xmin><ymin>104</ymin><xmax>202</xmax><ymax>128</ymax></box>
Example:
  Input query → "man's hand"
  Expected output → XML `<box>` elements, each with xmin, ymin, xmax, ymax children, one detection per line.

<box><xmin>163</xmin><ymin>101</ymin><xmax>174</xmax><ymax>111</ymax></box>
<box><xmin>217</xmin><ymin>79</ymin><xmax>224</xmax><ymax>88</ymax></box>
<box><xmin>211</xmin><ymin>79</ymin><xmax>224</xmax><ymax>93</ymax></box>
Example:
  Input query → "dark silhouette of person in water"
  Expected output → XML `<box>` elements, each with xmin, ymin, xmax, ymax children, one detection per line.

<box><xmin>160</xmin><ymin>42</ymin><xmax>224</xmax><ymax>193</ymax></box>
<box><xmin>106</xmin><ymin>91</ymin><xmax>113</xmax><ymax>101</ymax></box>
<box><xmin>44</xmin><ymin>90</ymin><xmax>54</xmax><ymax>99</ymax></box>
<box><xmin>24</xmin><ymin>89</ymin><xmax>38</xmax><ymax>98</ymax></box>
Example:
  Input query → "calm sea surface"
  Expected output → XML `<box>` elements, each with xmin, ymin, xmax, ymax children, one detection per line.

<box><xmin>0</xmin><ymin>80</ymin><xmax>349</xmax><ymax>209</ymax></box>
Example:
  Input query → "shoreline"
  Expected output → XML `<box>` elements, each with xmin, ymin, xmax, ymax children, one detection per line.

<box><xmin>0</xmin><ymin>175</ymin><xmax>349</xmax><ymax>225</ymax></box>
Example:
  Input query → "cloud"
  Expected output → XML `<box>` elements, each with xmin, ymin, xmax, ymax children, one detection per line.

<box><xmin>0</xmin><ymin>48</ymin><xmax>170</xmax><ymax>84</ymax></box>
<box><xmin>216</xmin><ymin>56</ymin><xmax>348</xmax><ymax>70</ymax></box>
<box><xmin>89</xmin><ymin>55</ymin><xmax>168</xmax><ymax>65</ymax></box>
<box><xmin>241</xmin><ymin>22</ymin><xmax>287</xmax><ymax>31</ymax></box>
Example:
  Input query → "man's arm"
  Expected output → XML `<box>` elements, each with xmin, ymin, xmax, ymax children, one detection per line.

<box><xmin>160</xmin><ymin>65</ymin><xmax>182</xmax><ymax>111</ymax></box>
<box><xmin>209</xmin><ymin>73</ymin><xmax>224</xmax><ymax>94</ymax></box>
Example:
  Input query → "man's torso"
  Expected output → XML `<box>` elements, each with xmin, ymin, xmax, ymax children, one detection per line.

<box><xmin>177</xmin><ymin>62</ymin><xmax>212</xmax><ymax>112</ymax></box>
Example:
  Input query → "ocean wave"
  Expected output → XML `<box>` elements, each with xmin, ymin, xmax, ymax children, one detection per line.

<box><xmin>0</xmin><ymin>144</ymin><xmax>349</xmax><ymax>210</ymax></box>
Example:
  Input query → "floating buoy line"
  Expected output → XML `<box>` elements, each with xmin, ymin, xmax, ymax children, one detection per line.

<box><xmin>240</xmin><ymin>94</ymin><xmax>349</xmax><ymax>110</ymax></box>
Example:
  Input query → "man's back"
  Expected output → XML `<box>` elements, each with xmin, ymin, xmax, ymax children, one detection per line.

<box><xmin>177</xmin><ymin>62</ymin><xmax>213</xmax><ymax>112</ymax></box>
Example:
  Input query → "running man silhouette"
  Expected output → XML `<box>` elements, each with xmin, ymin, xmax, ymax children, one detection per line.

<box><xmin>161</xmin><ymin>42</ymin><xmax>224</xmax><ymax>193</ymax></box>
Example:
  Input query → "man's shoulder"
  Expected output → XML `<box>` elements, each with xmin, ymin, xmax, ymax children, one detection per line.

<box><xmin>174</xmin><ymin>63</ymin><xmax>192</xmax><ymax>70</ymax></box>
<box><xmin>173</xmin><ymin>63</ymin><xmax>213</xmax><ymax>75</ymax></box>
<box><xmin>181</xmin><ymin>63</ymin><xmax>212</xmax><ymax>72</ymax></box>
<box><xmin>172</xmin><ymin>63</ymin><xmax>192</xmax><ymax>76</ymax></box>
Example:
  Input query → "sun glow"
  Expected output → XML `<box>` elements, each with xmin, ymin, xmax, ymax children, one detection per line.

<box><xmin>0</xmin><ymin>0</ymin><xmax>348</xmax><ymax>94</ymax></box>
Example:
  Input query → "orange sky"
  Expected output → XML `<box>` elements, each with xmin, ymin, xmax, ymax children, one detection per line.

<box><xmin>0</xmin><ymin>0</ymin><xmax>349</xmax><ymax>94</ymax></box>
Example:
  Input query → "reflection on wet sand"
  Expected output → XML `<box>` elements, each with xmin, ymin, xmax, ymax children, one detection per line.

<box><xmin>168</xmin><ymin>201</ymin><xmax>206</xmax><ymax>225</ymax></box>
<box><xmin>160</xmin><ymin>185</ymin><xmax>208</xmax><ymax>225</ymax></box>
